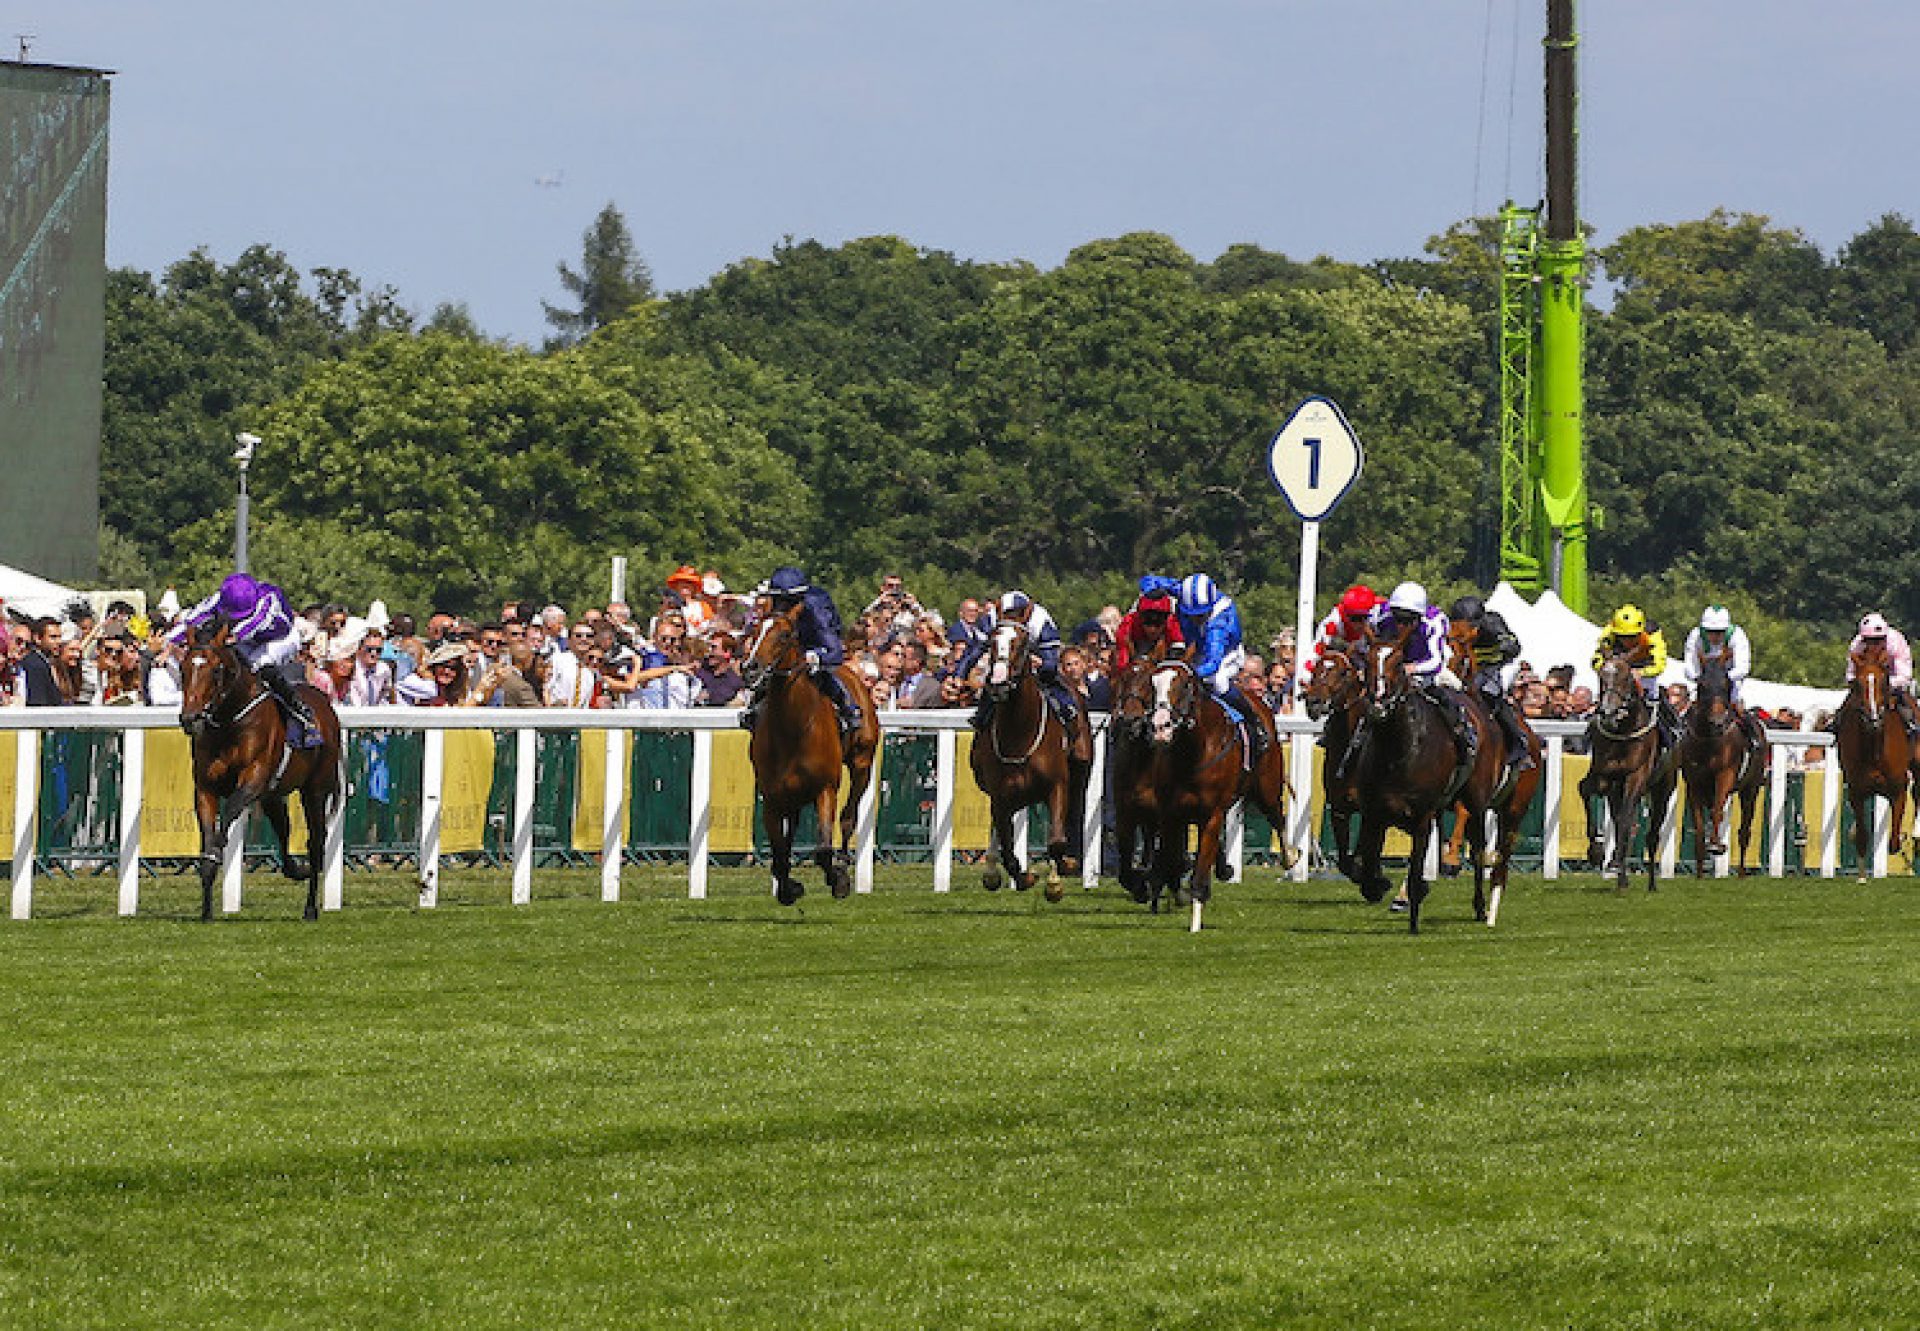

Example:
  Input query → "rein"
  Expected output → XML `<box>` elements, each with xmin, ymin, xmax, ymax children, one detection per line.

<box><xmin>986</xmin><ymin>628</ymin><xmax>1049</xmax><ymax>765</ymax></box>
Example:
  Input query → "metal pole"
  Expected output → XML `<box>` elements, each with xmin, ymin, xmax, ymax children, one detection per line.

<box><xmin>235</xmin><ymin>467</ymin><xmax>250</xmax><ymax>574</ymax></box>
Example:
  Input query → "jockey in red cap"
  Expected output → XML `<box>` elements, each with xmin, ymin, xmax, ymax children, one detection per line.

<box><xmin>1304</xmin><ymin>584</ymin><xmax>1380</xmax><ymax>675</ymax></box>
<box><xmin>1113</xmin><ymin>574</ymin><xmax>1185</xmax><ymax>672</ymax></box>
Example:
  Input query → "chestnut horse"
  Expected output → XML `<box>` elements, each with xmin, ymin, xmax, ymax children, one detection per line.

<box><xmin>1679</xmin><ymin>653</ymin><xmax>1769</xmax><ymax>875</ymax></box>
<box><xmin>1580</xmin><ymin>655</ymin><xmax>1677</xmax><ymax>894</ymax></box>
<box><xmin>1131</xmin><ymin>660</ymin><xmax>1289</xmax><ymax>930</ymax></box>
<box><xmin>741</xmin><ymin>605</ymin><xmax>880</xmax><ymax>905</ymax></box>
<box><xmin>178</xmin><ymin>621</ymin><xmax>344</xmax><ymax>922</ymax></box>
<box><xmin>1303</xmin><ymin>644</ymin><xmax>1366</xmax><ymax>883</ymax></box>
<box><xmin>1438</xmin><ymin>630</ymin><xmax>1544</xmax><ymax>922</ymax></box>
<box><xmin>969</xmin><ymin>621</ymin><xmax>1090</xmax><ymax>901</ymax></box>
<box><xmin>1352</xmin><ymin>628</ymin><xmax>1506</xmax><ymax>934</ymax></box>
<box><xmin>1833</xmin><ymin>639</ymin><xmax>1912</xmax><ymax>881</ymax></box>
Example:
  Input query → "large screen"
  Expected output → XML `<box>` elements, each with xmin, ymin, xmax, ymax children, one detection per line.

<box><xmin>0</xmin><ymin>62</ymin><xmax>108</xmax><ymax>583</ymax></box>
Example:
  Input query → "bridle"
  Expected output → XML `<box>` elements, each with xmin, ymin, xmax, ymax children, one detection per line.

<box><xmin>1594</xmin><ymin>656</ymin><xmax>1657</xmax><ymax>741</ymax></box>
<box><xmin>1305</xmin><ymin>649</ymin><xmax>1363</xmax><ymax>723</ymax></box>
<box><xmin>740</xmin><ymin>608</ymin><xmax>807</xmax><ymax>689</ymax></box>
<box><xmin>178</xmin><ymin>630</ymin><xmax>265</xmax><ymax>735</ymax></box>
<box><xmin>983</xmin><ymin>622</ymin><xmax>1049</xmax><ymax>763</ymax></box>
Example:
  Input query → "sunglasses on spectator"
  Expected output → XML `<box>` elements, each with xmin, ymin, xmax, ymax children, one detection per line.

<box><xmin>571</xmin><ymin>630</ymin><xmax>593</xmax><ymax>641</ymax></box>
<box><xmin>481</xmin><ymin>636</ymin><xmax>505</xmax><ymax>649</ymax></box>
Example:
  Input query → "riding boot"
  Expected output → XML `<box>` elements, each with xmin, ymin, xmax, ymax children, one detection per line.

<box><xmin>1429</xmin><ymin>685</ymin><xmax>1476</xmax><ymax>767</ymax></box>
<box><xmin>261</xmin><ymin>667</ymin><xmax>321</xmax><ymax>748</ymax></box>
<box><xmin>1493</xmin><ymin>696</ymin><xmax>1536</xmax><ymax>770</ymax></box>
<box><xmin>818</xmin><ymin>669</ymin><xmax>861</xmax><ymax>733</ymax></box>
<box><xmin>1898</xmin><ymin>692</ymin><xmax>1920</xmax><ymax>741</ymax></box>
<box><xmin>1223</xmin><ymin>685</ymin><xmax>1265</xmax><ymax>762</ymax></box>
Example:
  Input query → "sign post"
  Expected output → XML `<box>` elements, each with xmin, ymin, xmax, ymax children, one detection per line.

<box><xmin>1265</xmin><ymin>396</ymin><xmax>1364</xmax><ymax>881</ymax></box>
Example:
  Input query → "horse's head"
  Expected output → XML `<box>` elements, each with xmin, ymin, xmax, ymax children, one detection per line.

<box><xmin>1363</xmin><ymin>626</ymin><xmax>1412</xmax><ymax>721</ymax></box>
<box><xmin>1594</xmin><ymin>654</ymin><xmax>1649</xmax><ymax>733</ymax></box>
<box><xmin>1303</xmin><ymin>647</ymin><xmax>1362</xmax><ymax>723</ymax></box>
<box><xmin>1112</xmin><ymin>663</ymin><xmax>1155</xmax><ymax>739</ymax></box>
<box><xmin>1849</xmin><ymin>640</ymin><xmax>1890</xmax><ymax>732</ymax></box>
<box><xmin>982</xmin><ymin>621</ymin><xmax>1032</xmax><ymax>702</ymax></box>
<box><xmin>178</xmin><ymin>619</ymin><xmax>240</xmax><ymax>737</ymax></box>
<box><xmin>740</xmin><ymin>604</ymin><xmax>804</xmax><ymax>690</ymax></box>
<box><xmin>1145</xmin><ymin>661</ymin><xmax>1198</xmax><ymax>747</ymax></box>
<box><xmin>1692</xmin><ymin>652</ymin><xmax>1735</xmax><ymax>735</ymax></box>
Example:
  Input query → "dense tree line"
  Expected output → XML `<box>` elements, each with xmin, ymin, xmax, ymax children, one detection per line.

<box><xmin>99</xmin><ymin>208</ymin><xmax>1920</xmax><ymax>685</ymax></box>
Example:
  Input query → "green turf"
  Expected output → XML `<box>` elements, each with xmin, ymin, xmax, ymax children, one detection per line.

<box><xmin>1</xmin><ymin>865</ymin><xmax>1914</xmax><ymax>1329</ymax></box>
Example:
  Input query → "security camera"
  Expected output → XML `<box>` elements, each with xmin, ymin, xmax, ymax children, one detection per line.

<box><xmin>233</xmin><ymin>431</ymin><xmax>260</xmax><ymax>465</ymax></box>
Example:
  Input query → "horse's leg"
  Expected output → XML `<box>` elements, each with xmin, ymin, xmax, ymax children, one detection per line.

<box><xmin>1114</xmin><ymin>798</ymin><xmax>1147</xmax><ymax>902</ymax></box>
<box><xmin>1689</xmin><ymin>782</ymin><xmax>1711</xmax><ymax>878</ymax></box>
<box><xmin>1042</xmin><ymin>766</ymin><xmax>1072</xmax><ymax>904</ymax></box>
<box><xmin>1580</xmin><ymin>770</ymin><xmax>1604</xmax><ymax>865</ymax></box>
<box><xmin>1735</xmin><ymin>782</ymin><xmax>1761</xmax><ymax>877</ymax></box>
<box><xmin>1355</xmin><ymin>814</ymin><xmax>1391</xmax><ymax>905</ymax></box>
<box><xmin>1154</xmin><ymin>816</ymin><xmax>1186</xmax><ymax>912</ymax></box>
<box><xmin>813</xmin><ymin>783</ymin><xmax>850</xmax><ymax>899</ymax></box>
<box><xmin>1643</xmin><ymin>777</ymin><xmax>1671</xmax><ymax>894</ymax></box>
<box><xmin>1442</xmin><ymin>802</ymin><xmax>1468</xmax><ymax>877</ymax></box>
<box><xmin>1889</xmin><ymin>785</ymin><xmax>1910</xmax><ymax>878</ymax></box>
<box><xmin>260</xmin><ymin>794</ymin><xmax>302</xmax><ymax>882</ymax></box>
<box><xmin>1610</xmin><ymin>785</ymin><xmax>1634</xmax><ymax>895</ymax></box>
<box><xmin>1710</xmin><ymin>763</ymin><xmax>1735</xmax><ymax>858</ymax></box>
<box><xmin>768</xmin><ymin>801</ymin><xmax>803</xmax><ymax>906</ymax></box>
<box><xmin>1849</xmin><ymin>790</ymin><xmax>1872</xmax><ymax>883</ymax></box>
<box><xmin>194</xmin><ymin>786</ymin><xmax>223</xmax><ymax>922</ymax></box>
<box><xmin>1405</xmin><ymin>814</ymin><xmax>1435</xmax><ymax>935</ymax></box>
<box><xmin>1467</xmin><ymin>805</ymin><xmax>1491</xmax><ymax>922</ymax></box>
<box><xmin>298</xmin><ymin>783</ymin><xmax>329</xmax><ymax>920</ymax></box>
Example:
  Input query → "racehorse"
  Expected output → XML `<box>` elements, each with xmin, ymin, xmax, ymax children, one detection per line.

<box><xmin>969</xmin><ymin>621</ymin><xmax>1091</xmax><ymax>902</ymax></box>
<box><xmin>1129</xmin><ymin>659</ymin><xmax>1290</xmax><ymax>930</ymax></box>
<box><xmin>1303</xmin><ymin>644</ymin><xmax>1366</xmax><ymax>883</ymax></box>
<box><xmin>1351</xmin><ymin>627</ymin><xmax>1506</xmax><ymax>934</ymax></box>
<box><xmin>1580</xmin><ymin>654</ymin><xmax>1678</xmax><ymax>894</ymax></box>
<box><xmin>1436</xmin><ymin>631</ymin><xmax>1544</xmax><ymax>924</ymax></box>
<box><xmin>741</xmin><ymin>604</ymin><xmax>881</xmax><ymax>905</ymax></box>
<box><xmin>1678</xmin><ymin>652</ymin><xmax>1769</xmax><ymax>875</ymax></box>
<box><xmin>178</xmin><ymin>620</ymin><xmax>344</xmax><ymax>922</ymax></box>
<box><xmin>1833</xmin><ymin>638</ymin><xmax>1912</xmax><ymax>882</ymax></box>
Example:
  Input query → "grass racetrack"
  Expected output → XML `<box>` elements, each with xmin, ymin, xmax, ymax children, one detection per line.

<box><xmin>2</xmin><ymin>864</ymin><xmax>1915</xmax><ymax>1328</ymax></box>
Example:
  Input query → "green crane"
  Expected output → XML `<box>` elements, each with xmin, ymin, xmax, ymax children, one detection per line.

<box><xmin>1498</xmin><ymin>0</ymin><xmax>1587</xmax><ymax>614</ymax></box>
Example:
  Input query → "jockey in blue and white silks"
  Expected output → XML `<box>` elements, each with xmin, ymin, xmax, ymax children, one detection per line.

<box><xmin>1174</xmin><ymin>573</ymin><xmax>1265</xmax><ymax>758</ymax></box>
<box><xmin>965</xmin><ymin>590</ymin><xmax>1076</xmax><ymax>729</ymax></box>
<box><xmin>169</xmin><ymin>572</ymin><xmax>320</xmax><ymax>740</ymax></box>
<box><xmin>742</xmin><ymin>565</ymin><xmax>861</xmax><ymax>732</ymax></box>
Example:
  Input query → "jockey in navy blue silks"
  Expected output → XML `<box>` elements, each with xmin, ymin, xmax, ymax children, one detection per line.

<box><xmin>741</xmin><ymin>565</ymin><xmax>861</xmax><ymax>732</ymax></box>
<box><xmin>961</xmin><ymin>590</ymin><xmax>1077</xmax><ymax>731</ymax></box>
<box><xmin>169</xmin><ymin>572</ymin><xmax>322</xmax><ymax>745</ymax></box>
<box><xmin>1175</xmin><ymin>573</ymin><xmax>1266</xmax><ymax>760</ymax></box>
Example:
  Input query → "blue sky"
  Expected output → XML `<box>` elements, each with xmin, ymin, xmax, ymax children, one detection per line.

<box><xmin>32</xmin><ymin>1</ymin><xmax>1920</xmax><ymax>344</ymax></box>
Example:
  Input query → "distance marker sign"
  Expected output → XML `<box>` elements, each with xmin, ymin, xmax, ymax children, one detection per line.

<box><xmin>1265</xmin><ymin>396</ymin><xmax>1363</xmax><ymax>522</ymax></box>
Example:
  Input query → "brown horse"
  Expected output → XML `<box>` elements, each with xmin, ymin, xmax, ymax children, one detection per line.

<box><xmin>1580</xmin><ymin>655</ymin><xmax>1677</xmax><ymax>893</ymax></box>
<box><xmin>1352</xmin><ymin>627</ymin><xmax>1506</xmax><ymax>934</ymax></box>
<box><xmin>1678</xmin><ymin>653</ymin><xmax>1769</xmax><ymax>875</ymax></box>
<box><xmin>1132</xmin><ymin>660</ymin><xmax>1259</xmax><ymax>930</ymax></box>
<box><xmin>178</xmin><ymin>621</ymin><xmax>344</xmax><ymax>922</ymax></box>
<box><xmin>1438</xmin><ymin>629</ymin><xmax>1544</xmax><ymax>922</ymax></box>
<box><xmin>740</xmin><ymin>605</ymin><xmax>880</xmax><ymax>905</ymax></box>
<box><xmin>1108</xmin><ymin>660</ymin><xmax>1163</xmax><ymax>903</ymax></box>
<box><xmin>1833</xmin><ymin>639</ymin><xmax>1912</xmax><ymax>882</ymax></box>
<box><xmin>969</xmin><ymin>621</ymin><xmax>1090</xmax><ymax>901</ymax></box>
<box><xmin>1303</xmin><ymin>644</ymin><xmax>1366</xmax><ymax>883</ymax></box>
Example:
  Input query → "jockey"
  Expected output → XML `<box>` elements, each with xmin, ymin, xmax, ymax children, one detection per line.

<box><xmin>1684</xmin><ymin>605</ymin><xmax>1764</xmax><ymax>747</ymax></box>
<box><xmin>1592</xmin><ymin>603</ymin><xmax>1679</xmax><ymax>748</ymax></box>
<box><xmin>1849</xmin><ymin>612</ymin><xmax>1920</xmax><ymax>738</ymax></box>
<box><xmin>1363</xmin><ymin>581</ymin><xmax>1477</xmax><ymax>765</ymax></box>
<box><xmin>1112</xmin><ymin>574</ymin><xmax>1185</xmax><ymax>672</ymax></box>
<box><xmin>1305</xmin><ymin>584</ymin><xmax>1381</xmax><ymax>675</ymax></box>
<box><xmin>1449</xmin><ymin>594</ymin><xmax>1536</xmax><ymax>771</ymax></box>
<box><xmin>740</xmin><ymin>566</ymin><xmax>861</xmax><ymax>733</ymax></box>
<box><xmin>1174</xmin><ymin>573</ymin><xmax>1265</xmax><ymax>759</ymax></box>
<box><xmin>965</xmin><ymin>590</ymin><xmax>1077</xmax><ymax>731</ymax></box>
<box><xmin>168</xmin><ymin>572</ymin><xmax>321</xmax><ymax>746</ymax></box>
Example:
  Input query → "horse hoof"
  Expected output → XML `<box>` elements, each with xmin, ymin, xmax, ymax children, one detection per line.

<box><xmin>1171</xmin><ymin>885</ymin><xmax>1191</xmax><ymax>910</ymax></box>
<box><xmin>282</xmin><ymin>857</ymin><xmax>309</xmax><ymax>881</ymax></box>
<box><xmin>1044</xmin><ymin>876</ymin><xmax>1066</xmax><ymax>904</ymax></box>
<box><xmin>1215</xmin><ymin>860</ymin><xmax>1235</xmax><ymax>884</ymax></box>
<box><xmin>303</xmin><ymin>906</ymin><xmax>319</xmax><ymax>922</ymax></box>
<box><xmin>1438</xmin><ymin>861</ymin><xmax>1462</xmax><ymax>879</ymax></box>
<box><xmin>775</xmin><ymin>879</ymin><xmax>804</xmax><ymax>907</ymax></box>
<box><xmin>1016</xmin><ymin>872</ymin><xmax>1036</xmax><ymax>893</ymax></box>
<box><xmin>1389</xmin><ymin>898</ymin><xmax>1409</xmax><ymax>913</ymax></box>
<box><xmin>829</xmin><ymin>868</ymin><xmax>852</xmax><ymax>900</ymax></box>
<box><xmin>982</xmin><ymin>867</ymin><xmax>1005</xmax><ymax>892</ymax></box>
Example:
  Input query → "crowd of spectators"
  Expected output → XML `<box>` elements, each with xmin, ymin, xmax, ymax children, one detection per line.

<box><xmin>0</xmin><ymin>575</ymin><xmax>1837</xmax><ymax>775</ymax></box>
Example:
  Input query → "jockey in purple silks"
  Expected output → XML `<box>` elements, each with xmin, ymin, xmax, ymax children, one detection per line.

<box><xmin>1339</xmin><ymin>580</ymin><xmax>1478</xmax><ymax>778</ymax></box>
<box><xmin>170</xmin><ymin>572</ymin><xmax>321</xmax><ymax>743</ymax></box>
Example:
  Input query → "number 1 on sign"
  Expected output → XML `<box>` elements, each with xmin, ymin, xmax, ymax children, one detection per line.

<box><xmin>1304</xmin><ymin>436</ymin><xmax>1322</xmax><ymax>489</ymax></box>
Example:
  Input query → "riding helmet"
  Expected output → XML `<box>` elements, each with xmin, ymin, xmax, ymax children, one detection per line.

<box><xmin>1859</xmin><ymin>612</ymin><xmax>1890</xmax><ymax>638</ymax></box>
<box><xmin>1608</xmin><ymin>605</ymin><xmax>1646</xmax><ymax>636</ymax></box>
<box><xmin>766</xmin><ymin>566</ymin><xmax>811</xmax><ymax>598</ymax></box>
<box><xmin>217</xmin><ymin>573</ymin><xmax>260</xmax><ymax>617</ymax></box>
<box><xmin>1177</xmin><ymin>574</ymin><xmax>1219</xmax><ymax>617</ymax></box>
<box><xmin>1699</xmin><ymin>605</ymin><xmax>1732</xmax><ymax>631</ymax></box>
<box><xmin>1387</xmin><ymin>581</ymin><xmax>1428</xmax><ymax>615</ymax></box>
<box><xmin>998</xmin><ymin>590</ymin><xmax>1032</xmax><ymax>617</ymax></box>
<box><xmin>1449</xmin><ymin>594</ymin><xmax>1485</xmax><ymax>623</ymax></box>
<box><xmin>1337</xmin><ymin>584</ymin><xmax>1378</xmax><ymax>620</ymax></box>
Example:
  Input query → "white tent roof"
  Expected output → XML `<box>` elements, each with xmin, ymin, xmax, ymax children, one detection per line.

<box><xmin>0</xmin><ymin>562</ymin><xmax>81</xmax><ymax>620</ymax></box>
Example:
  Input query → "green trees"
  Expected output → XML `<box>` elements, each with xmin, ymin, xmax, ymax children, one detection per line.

<box><xmin>543</xmin><ymin>204</ymin><xmax>655</xmax><ymax>347</ymax></box>
<box><xmin>95</xmin><ymin>211</ymin><xmax>1920</xmax><ymax>656</ymax></box>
